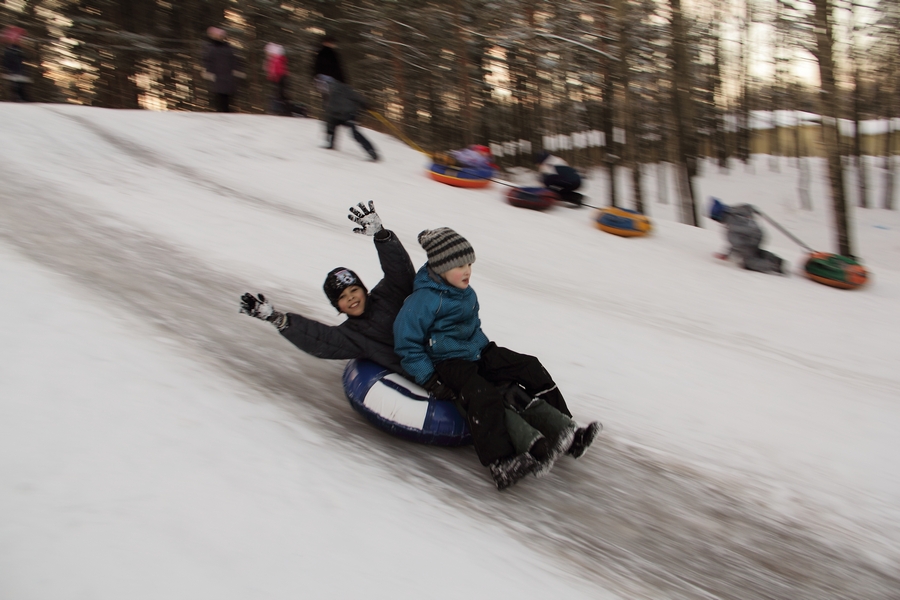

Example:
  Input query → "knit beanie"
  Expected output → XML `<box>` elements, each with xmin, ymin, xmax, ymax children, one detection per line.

<box><xmin>709</xmin><ymin>198</ymin><xmax>728</xmax><ymax>223</ymax></box>
<box><xmin>418</xmin><ymin>228</ymin><xmax>476</xmax><ymax>275</ymax></box>
<box><xmin>323</xmin><ymin>267</ymin><xmax>367</xmax><ymax>309</ymax></box>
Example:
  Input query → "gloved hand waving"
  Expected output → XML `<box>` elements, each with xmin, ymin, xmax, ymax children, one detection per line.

<box><xmin>240</xmin><ymin>293</ymin><xmax>288</xmax><ymax>329</ymax></box>
<box><xmin>348</xmin><ymin>201</ymin><xmax>383</xmax><ymax>236</ymax></box>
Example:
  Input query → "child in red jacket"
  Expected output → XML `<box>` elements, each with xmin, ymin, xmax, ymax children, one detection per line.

<box><xmin>265</xmin><ymin>43</ymin><xmax>306</xmax><ymax>117</ymax></box>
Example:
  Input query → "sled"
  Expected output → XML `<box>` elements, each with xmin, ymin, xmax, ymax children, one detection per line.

<box><xmin>428</xmin><ymin>163</ymin><xmax>493</xmax><ymax>189</ymax></box>
<box><xmin>595</xmin><ymin>207</ymin><xmax>652</xmax><ymax>237</ymax></box>
<box><xmin>505</xmin><ymin>187</ymin><xmax>558</xmax><ymax>211</ymax></box>
<box><xmin>803</xmin><ymin>252</ymin><xmax>869</xmax><ymax>290</ymax></box>
<box><xmin>342</xmin><ymin>359</ymin><xmax>472</xmax><ymax>446</ymax></box>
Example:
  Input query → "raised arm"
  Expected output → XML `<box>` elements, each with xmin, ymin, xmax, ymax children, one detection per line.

<box><xmin>347</xmin><ymin>202</ymin><xmax>415</xmax><ymax>298</ymax></box>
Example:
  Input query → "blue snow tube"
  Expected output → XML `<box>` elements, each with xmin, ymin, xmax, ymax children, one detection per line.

<box><xmin>342</xmin><ymin>359</ymin><xmax>472</xmax><ymax>446</ymax></box>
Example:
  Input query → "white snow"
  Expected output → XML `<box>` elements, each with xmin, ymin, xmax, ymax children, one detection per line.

<box><xmin>1</xmin><ymin>103</ymin><xmax>899</xmax><ymax>598</ymax></box>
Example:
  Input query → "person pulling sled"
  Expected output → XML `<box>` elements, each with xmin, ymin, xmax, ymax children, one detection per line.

<box><xmin>709</xmin><ymin>198</ymin><xmax>786</xmax><ymax>275</ymax></box>
<box><xmin>534</xmin><ymin>150</ymin><xmax>583</xmax><ymax>207</ymax></box>
<box><xmin>314</xmin><ymin>74</ymin><xmax>378</xmax><ymax>161</ymax></box>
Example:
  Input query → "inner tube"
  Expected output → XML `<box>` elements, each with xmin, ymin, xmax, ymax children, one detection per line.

<box><xmin>342</xmin><ymin>359</ymin><xmax>472</xmax><ymax>446</ymax></box>
<box><xmin>804</xmin><ymin>252</ymin><xmax>869</xmax><ymax>289</ymax></box>
<box><xmin>595</xmin><ymin>207</ymin><xmax>652</xmax><ymax>237</ymax></box>
<box><xmin>506</xmin><ymin>187</ymin><xmax>558</xmax><ymax>211</ymax></box>
<box><xmin>428</xmin><ymin>163</ymin><xmax>493</xmax><ymax>189</ymax></box>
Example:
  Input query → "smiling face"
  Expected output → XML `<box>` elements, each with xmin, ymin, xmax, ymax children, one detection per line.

<box><xmin>441</xmin><ymin>264</ymin><xmax>472</xmax><ymax>290</ymax></box>
<box><xmin>337</xmin><ymin>285</ymin><xmax>367</xmax><ymax>317</ymax></box>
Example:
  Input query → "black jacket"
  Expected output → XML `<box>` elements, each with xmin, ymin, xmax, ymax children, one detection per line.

<box><xmin>312</xmin><ymin>45</ymin><xmax>345</xmax><ymax>82</ymax></box>
<box><xmin>279</xmin><ymin>230</ymin><xmax>415</xmax><ymax>376</ymax></box>
<box><xmin>2</xmin><ymin>45</ymin><xmax>25</xmax><ymax>76</ymax></box>
<box><xmin>203</xmin><ymin>40</ymin><xmax>240</xmax><ymax>95</ymax></box>
<box><xmin>322</xmin><ymin>78</ymin><xmax>368</xmax><ymax>122</ymax></box>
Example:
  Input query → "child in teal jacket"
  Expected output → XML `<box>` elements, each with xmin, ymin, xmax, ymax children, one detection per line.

<box><xmin>393</xmin><ymin>228</ymin><xmax>601</xmax><ymax>490</ymax></box>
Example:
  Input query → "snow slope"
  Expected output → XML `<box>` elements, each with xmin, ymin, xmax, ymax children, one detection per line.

<box><xmin>1</xmin><ymin>103</ymin><xmax>898</xmax><ymax>598</ymax></box>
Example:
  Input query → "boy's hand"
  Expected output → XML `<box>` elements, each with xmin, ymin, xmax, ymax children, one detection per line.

<box><xmin>240</xmin><ymin>293</ymin><xmax>288</xmax><ymax>330</ymax></box>
<box><xmin>348</xmin><ymin>201</ymin><xmax>383</xmax><ymax>236</ymax></box>
<box><xmin>424</xmin><ymin>373</ymin><xmax>456</xmax><ymax>401</ymax></box>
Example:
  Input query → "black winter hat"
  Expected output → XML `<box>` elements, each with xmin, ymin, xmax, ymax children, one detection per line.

<box><xmin>323</xmin><ymin>267</ymin><xmax>367</xmax><ymax>309</ymax></box>
<box><xmin>418</xmin><ymin>228</ymin><xmax>476</xmax><ymax>275</ymax></box>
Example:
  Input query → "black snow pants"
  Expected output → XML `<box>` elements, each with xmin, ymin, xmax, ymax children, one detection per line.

<box><xmin>326</xmin><ymin>117</ymin><xmax>376</xmax><ymax>157</ymax></box>
<box><xmin>435</xmin><ymin>343</ymin><xmax>572</xmax><ymax>466</ymax></box>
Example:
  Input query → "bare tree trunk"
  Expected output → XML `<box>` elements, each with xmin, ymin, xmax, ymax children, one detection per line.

<box><xmin>390</xmin><ymin>19</ymin><xmax>408</xmax><ymax>136</ymax></box>
<box><xmin>736</xmin><ymin>0</ymin><xmax>752</xmax><ymax>164</ymax></box>
<box><xmin>853</xmin><ymin>66</ymin><xmax>868</xmax><ymax>208</ymax></box>
<box><xmin>882</xmin><ymin>27</ymin><xmax>897</xmax><ymax>210</ymax></box>
<box><xmin>597</xmin><ymin>1</ymin><xmax>618</xmax><ymax>207</ymax></box>
<box><xmin>454</xmin><ymin>0</ymin><xmax>473</xmax><ymax>146</ymax></box>
<box><xmin>813</xmin><ymin>0</ymin><xmax>854</xmax><ymax>257</ymax></box>
<box><xmin>615</xmin><ymin>0</ymin><xmax>643</xmax><ymax>212</ymax></box>
<box><xmin>668</xmin><ymin>0</ymin><xmax>699</xmax><ymax>226</ymax></box>
<box><xmin>712</xmin><ymin>13</ymin><xmax>728</xmax><ymax>169</ymax></box>
<box><xmin>885</xmin><ymin>73</ymin><xmax>897</xmax><ymax>210</ymax></box>
<box><xmin>657</xmin><ymin>159</ymin><xmax>670</xmax><ymax>205</ymax></box>
<box><xmin>799</xmin><ymin>156</ymin><xmax>813</xmax><ymax>210</ymax></box>
<box><xmin>850</xmin><ymin>1</ymin><xmax>868</xmax><ymax>208</ymax></box>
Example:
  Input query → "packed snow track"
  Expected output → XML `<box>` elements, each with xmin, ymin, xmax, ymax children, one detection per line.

<box><xmin>1</xmin><ymin>107</ymin><xmax>898</xmax><ymax>599</ymax></box>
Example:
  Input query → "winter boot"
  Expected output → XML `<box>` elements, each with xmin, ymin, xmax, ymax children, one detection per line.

<box><xmin>532</xmin><ymin>425</ymin><xmax>575</xmax><ymax>478</ymax></box>
<box><xmin>567</xmin><ymin>421</ymin><xmax>602</xmax><ymax>459</ymax></box>
<box><xmin>489</xmin><ymin>452</ymin><xmax>538</xmax><ymax>491</ymax></box>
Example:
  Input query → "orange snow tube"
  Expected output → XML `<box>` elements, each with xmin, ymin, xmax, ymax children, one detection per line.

<box><xmin>595</xmin><ymin>207</ymin><xmax>652</xmax><ymax>237</ymax></box>
<box><xmin>803</xmin><ymin>252</ymin><xmax>869</xmax><ymax>290</ymax></box>
<box><xmin>428</xmin><ymin>163</ymin><xmax>493</xmax><ymax>188</ymax></box>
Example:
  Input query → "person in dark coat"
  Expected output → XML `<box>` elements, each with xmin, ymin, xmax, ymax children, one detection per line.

<box><xmin>2</xmin><ymin>26</ymin><xmax>29</xmax><ymax>102</ymax></box>
<box><xmin>393</xmin><ymin>228</ymin><xmax>602</xmax><ymax>490</ymax></box>
<box><xmin>709</xmin><ymin>198</ymin><xmax>786</xmax><ymax>274</ymax></box>
<box><xmin>240</xmin><ymin>202</ymin><xmax>415</xmax><ymax>378</ymax></box>
<box><xmin>315</xmin><ymin>74</ymin><xmax>378</xmax><ymax>161</ymax></box>
<box><xmin>311</xmin><ymin>35</ymin><xmax>346</xmax><ymax>83</ymax></box>
<box><xmin>534</xmin><ymin>150</ymin><xmax>583</xmax><ymax>206</ymax></box>
<box><xmin>202</xmin><ymin>27</ymin><xmax>243</xmax><ymax>113</ymax></box>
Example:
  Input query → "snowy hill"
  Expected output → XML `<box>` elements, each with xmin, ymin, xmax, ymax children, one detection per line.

<box><xmin>1</xmin><ymin>103</ymin><xmax>899</xmax><ymax>599</ymax></box>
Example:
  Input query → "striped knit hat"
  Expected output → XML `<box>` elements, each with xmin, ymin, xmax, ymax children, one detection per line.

<box><xmin>418</xmin><ymin>228</ymin><xmax>476</xmax><ymax>274</ymax></box>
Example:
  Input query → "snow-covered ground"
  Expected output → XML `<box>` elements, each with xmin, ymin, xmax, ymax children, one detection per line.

<box><xmin>1</xmin><ymin>103</ymin><xmax>898</xmax><ymax>599</ymax></box>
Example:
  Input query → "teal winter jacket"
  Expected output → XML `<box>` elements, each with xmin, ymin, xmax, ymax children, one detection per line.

<box><xmin>393</xmin><ymin>265</ymin><xmax>490</xmax><ymax>385</ymax></box>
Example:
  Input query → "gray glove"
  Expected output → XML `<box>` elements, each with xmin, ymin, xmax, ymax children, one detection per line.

<box><xmin>240</xmin><ymin>293</ymin><xmax>288</xmax><ymax>330</ymax></box>
<box><xmin>348</xmin><ymin>201</ymin><xmax>383</xmax><ymax>236</ymax></box>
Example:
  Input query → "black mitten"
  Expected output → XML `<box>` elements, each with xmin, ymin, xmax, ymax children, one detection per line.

<box><xmin>424</xmin><ymin>373</ymin><xmax>456</xmax><ymax>401</ymax></box>
<box><xmin>240</xmin><ymin>293</ymin><xmax>288</xmax><ymax>330</ymax></box>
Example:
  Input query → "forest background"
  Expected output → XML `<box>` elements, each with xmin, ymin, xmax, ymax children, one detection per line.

<box><xmin>2</xmin><ymin>0</ymin><xmax>898</xmax><ymax>254</ymax></box>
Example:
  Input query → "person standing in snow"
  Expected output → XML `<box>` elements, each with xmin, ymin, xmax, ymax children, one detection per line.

<box><xmin>311</xmin><ymin>35</ymin><xmax>346</xmax><ymax>84</ymax></box>
<box><xmin>709</xmin><ymin>198</ymin><xmax>786</xmax><ymax>275</ymax></box>
<box><xmin>314</xmin><ymin>74</ymin><xmax>378</xmax><ymax>161</ymax></box>
<box><xmin>2</xmin><ymin>26</ymin><xmax>30</xmax><ymax>102</ymax></box>
<box><xmin>264</xmin><ymin>43</ymin><xmax>306</xmax><ymax>117</ymax></box>
<box><xmin>392</xmin><ymin>228</ymin><xmax>602</xmax><ymax>490</ymax></box>
<box><xmin>240</xmin><ymin>202</ymin><xmax>414</xmax><ymax>377</ymax></box>
<box><xmin>202</xmin><ymin>27</ymin><xmax>243</xmax><ymax>113</ymax></box>
<box><xmin>534</xmin><ymin>150</ymin><xmax>583</xmax><ymax>206</ymax></box>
